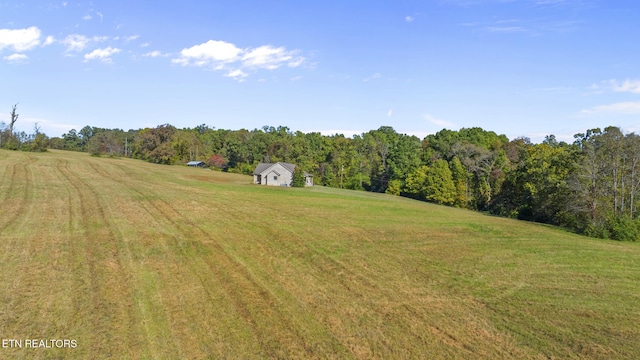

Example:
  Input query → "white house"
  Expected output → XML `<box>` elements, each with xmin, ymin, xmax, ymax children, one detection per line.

<box><xmin>253</xmin><ymin>162</ymin><xmax>313</xmax><ymax>187</ymax></box>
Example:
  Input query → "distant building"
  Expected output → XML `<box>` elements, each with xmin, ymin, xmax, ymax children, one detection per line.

<box><xmin>187</xmin><ymin>161</ymin><xmax>206</xmax><ymax>167</ymax></box>
<box><xmin>253</xmin><ymin>162</ymin><xmax>313</xmax><ymax>187</ymax></box>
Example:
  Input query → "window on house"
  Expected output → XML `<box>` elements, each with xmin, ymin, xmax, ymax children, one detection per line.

<box><xmin>273</xmin><ymin>176</ymin><xmax>278</xmax><ymax>181</ymax></box>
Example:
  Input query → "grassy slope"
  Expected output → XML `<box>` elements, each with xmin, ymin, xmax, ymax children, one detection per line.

<box><xmin>0</xmin><ymin>149</ymin><xmax>638</xmax><ymax>359</ymax></box>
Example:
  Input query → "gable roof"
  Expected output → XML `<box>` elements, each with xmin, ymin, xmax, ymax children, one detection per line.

<box><xmin>253</xmin><ymin>162</ymin><xmax>313</xmax><ymax>177</ymax></box>
<box><xmin>253</xmin><ymin>163</ymin><xmax>274</xmax><ymax>175</ymax></box>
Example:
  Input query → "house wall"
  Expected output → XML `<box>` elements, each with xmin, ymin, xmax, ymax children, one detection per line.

<box><xmin>261</xmin><ymin>163</ymin><xmax>293</xmax><ymax>187</ymax></box>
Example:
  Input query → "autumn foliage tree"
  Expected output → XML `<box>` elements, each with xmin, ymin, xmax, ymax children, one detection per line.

<box><xmin>207</xmin><ymin>154</ymin><xmax>228</xmax><ymax>169</ymax></box>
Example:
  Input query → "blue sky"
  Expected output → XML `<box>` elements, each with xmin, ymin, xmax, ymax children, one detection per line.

<box><xmin>1</xmin><ymin>0</ymin><xmax>639</xmax><ymax>142</ymax></box>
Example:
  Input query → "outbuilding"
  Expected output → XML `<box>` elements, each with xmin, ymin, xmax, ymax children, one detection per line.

<box><xmin>187</xmin><ymin>161</ymin><xmax>206</xmax><ymax>167</ymax></box>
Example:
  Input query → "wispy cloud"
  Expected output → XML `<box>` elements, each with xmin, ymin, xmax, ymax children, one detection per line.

<box><xmin>225</xmin><ymin>69</ymin><xmax>248</xmax><ymax>81</ymax></box>
<box><xmin>423</xmin><ymin>113</ymin><xmax>456</xmax><ymax>129</ymax></box>
<box><xmin>0</xmin><ymin>26</ymin><xmax>41</xmax><ymax>52</ymax></box>
<box><xmin>84</xmin><ymin>47</ymin><xmax>121</xmax><ymax>63</ymax></box>
<box><xmin>462</xmin><ymin>15</ymin><xmax>581</xmax><ymax>36</ymax></box>
<box><xmin>363</xmin><ymin>72</ymin><xmax>382</xmax><ymax>82</ymax></box>
<box><xmin>62</xmin><ymin>34</ymin><xmax>95</xmax><ymax>52</ymax></box>
<box><xmin>82</xmin><ymin>9</ymin><xmax>104</xmax><ymax>22</ymax></box>
<box><xmin>172</xmin><ymin>39</ymin><xmax>305</xmax><ymax>80</ymax></box>
<box><xmin>143</xmin><ymin>50</ymin><xmax>170</xmax><ymax>58</ymax></box>
<box><xmin>486</xmin><ymin>26</ymin><xmax>529</xmax><ymax>33</ymax></box>
<box><xmin>588</xmin><ymin>79</ymin><xmax>640</xmax><ymax>95</ymax></box>
<box><xmin>580</xmin><ymin>101</ymin><xmax>640</xmax><ymax>115</ymax></box>
<box><xmin>387</xmin><ymin>109</ymin><xmax>393</xmax><ymax>117</ymax></box>
<box><xmin>405</xmin><ymin>16</ymin><xmax>415</xmax><ymax>23</ymax></box>
<box><xmin>242</xmin><ymin>45</ymin><xmax>303</xmax><ymax>69</ymax></box>
<box><xmin>124</xmin><ymin>35</ymin><xmax>140</xmax><ymax>42</ymax></box>
<box><xmin>3</xmin><ymin>53</ymin><xmax>28</xmax><ymax>62</ymax></box>
<box><xmin>609</xmin><ymin>79</ymin><xmax>640</xmax><ymax>94</ymax></box>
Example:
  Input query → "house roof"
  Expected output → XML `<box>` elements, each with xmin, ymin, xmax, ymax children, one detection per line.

<box><xmin>187</xmin><ymin>161</ymin><xmax>205</xmax><ymax>166</ymax></box>
<box><xmin>253</xmin><ymin>163</ymin><xmax>276</xmax><ymax>175</ymax></box>
<box><xmin>253</xmin><ymin>162</ymin><xmax>312</xmax><ymax>177</ymax></box>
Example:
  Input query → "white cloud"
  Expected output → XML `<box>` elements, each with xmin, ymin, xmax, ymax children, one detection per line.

<box><xmin>287</xmin><ymin>56</ymin><xmax>305</xmax><ymax>68</ymax></box>
<box><xmin>423</xmin><ymin>113</ymin><xmax>456</xmax><ymax>129</ymax></box>
<box><xmin>172</xmin><ymin>39</ymin><xmax>305</xmax><ymax>79</ymax></box>
<box><xmin>143</xmin><ymin>50</ymin><xmax>169</xmax><ymax>58</ymax></box>
<box><xmin>0</xmin><ymin>27</ymin><xmax>41</xmax><ymax>52</ymax></box>
<box><xmin>97</xmin><ymin>12</ymin><xmax>103</xmax><ymax>22</ymax></box>
<box><xmin>43</xmin><ymin>35</ymin><xmax>56</xmax><ymax>46</ymax></box>
<box><xmin>62</xmin><ymin>34</ymin><xmax>108</xmax><ymax>53</ymax></box>
<box><xmin>3</xmin><ymin>53</ymin><xmax>28</xmax><ymax>62</ymax></box>
<box><xmin>62</xmin><ymin>34</ymin><xmax>89</xmax><ymax>52</ymax></box>
<box><xmin>387</xmin><ymin>109</ymin><xmax>393</xmax><ymax>117</ymax></box>
<box><xmin>225</xmin><ymin>69</ymin><xmax>248</xmax><ymax>80</ymax></box>
<box><xmin>609</xmin><ymin>79</ymin><xmax>640</xmax><ymax>94</ymax></box>
<box><xmin>174</xmin><ymin>40</ymin><xmax>242</xmax><ymax>65</ymax></box>
<box><xmin>242</xmin><ymin>45</ymin><xmax>303</xmax><ymax>70</ymax></box>
<box><xmin>405</xmin><ymin>16</ymin><xmax>415</xmax><ymax>22</ymax></box>
<box><xmin>580</xmin><ymin>101</ymin><xmax>640</xmax><ymax>115</ymax></box>
<box><xmin>290</xmin><ymin>75</ymin><xmax>303</xmax><ymax>81</ymax></box>
<box><xmin>364</xmin><ymin>73</ymin><xmax>382</xmax><ymax>82</ymax></box>
<box><xmin>140</xmin><ymin>42</ymin><xmax>150</xmax><ymax>48</ymax></box>
<box><xmin>125</xmin><ymin>35</ymin><xmax>140</xmax><ymax>42</ymax></box>
<box><xmin>83</xmin><ymin>14</ymin><xmax>92</xmax><ymax>21</ymax></box>
<box><xmin>84</xmin><ymin>47</ymin><xmax>121</xmax><ymax>63</ymax></box>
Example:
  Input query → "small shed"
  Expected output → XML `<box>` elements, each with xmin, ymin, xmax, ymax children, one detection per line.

<box><xmin>187</xmin><ymin>161</ymin><xmax>206</xmax><ymax>167</ymax></box>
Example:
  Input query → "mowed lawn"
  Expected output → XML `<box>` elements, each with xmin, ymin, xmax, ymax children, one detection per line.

<box><xmin>0</xmin><ymin>149</ymin><xmax>639</xmax><ymax>359</ymax></box>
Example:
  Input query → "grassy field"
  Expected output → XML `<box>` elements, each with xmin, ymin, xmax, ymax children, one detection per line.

<box><xmin>0</xmin><ymin>149</ymin><xmax>638</xmax><ymax>359</ymax></box>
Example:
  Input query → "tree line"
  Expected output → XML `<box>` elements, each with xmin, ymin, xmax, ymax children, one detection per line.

<box><xmin>2</xmin><ymin>109</ymin><xmax>639</xmax><ymax>241</ymax></box>
<box><xmin>0</xmin><ymin>104</ymin><xmax>48</xmax><ymax>152</ymax></box>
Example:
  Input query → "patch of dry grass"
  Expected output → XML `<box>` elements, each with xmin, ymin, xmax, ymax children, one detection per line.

<box><xmin>0</xmin><ymin>149</ymin><xmax>638</xmax><ymax>359</ymax></box>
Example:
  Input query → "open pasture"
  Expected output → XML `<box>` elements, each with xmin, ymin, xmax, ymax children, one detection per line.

<box><xmin>0</xmin><ymin>149</ymin><xmax>638</xmax><ymax>359</ymax></box>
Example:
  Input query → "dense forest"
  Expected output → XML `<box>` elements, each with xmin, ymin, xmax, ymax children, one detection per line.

<box><xmin>2</xmin><ymin>113</ymin><xmax>639</xmax><ymax>241</ymax></box>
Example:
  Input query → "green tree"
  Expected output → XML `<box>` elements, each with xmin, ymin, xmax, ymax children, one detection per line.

<box><xmin>424</xmin><ymin>159</ymin><xmax>456</xmax><ymax>205</ymax></box>
<box><xmin>132</xmin><ymin>124</ymin><xmax>177</xmax><ymax>164</ymax></box>
<box><xmin>292</xmin><ymin>166</ymin><xmax>306</xmax><ymax>187</ymax></box>
<box><xmin>450</xmin><ymin>156</ymin><xmax>468</xmax><ymax>207</ymax></box>
<box><xmin>404</xmin><ymin>165</ymin><xmax>429</xmax><ymax>200</ymax></box>
<box><xmin>385</xmin><ymin>179</ymin><xmax>402</xmax><ymax>196</ymax></box>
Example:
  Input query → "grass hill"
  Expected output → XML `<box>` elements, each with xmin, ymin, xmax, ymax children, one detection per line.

<box><xmin>1</xmin><ymin>149</ymin><xmax>638</xmax><ymax>359</ymax></box>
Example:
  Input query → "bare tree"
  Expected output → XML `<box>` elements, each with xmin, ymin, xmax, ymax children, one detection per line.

<box><xmin>9</xmin><ymin>103</ymin><xmax>19</xmax><ymax>138</ymax></box>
